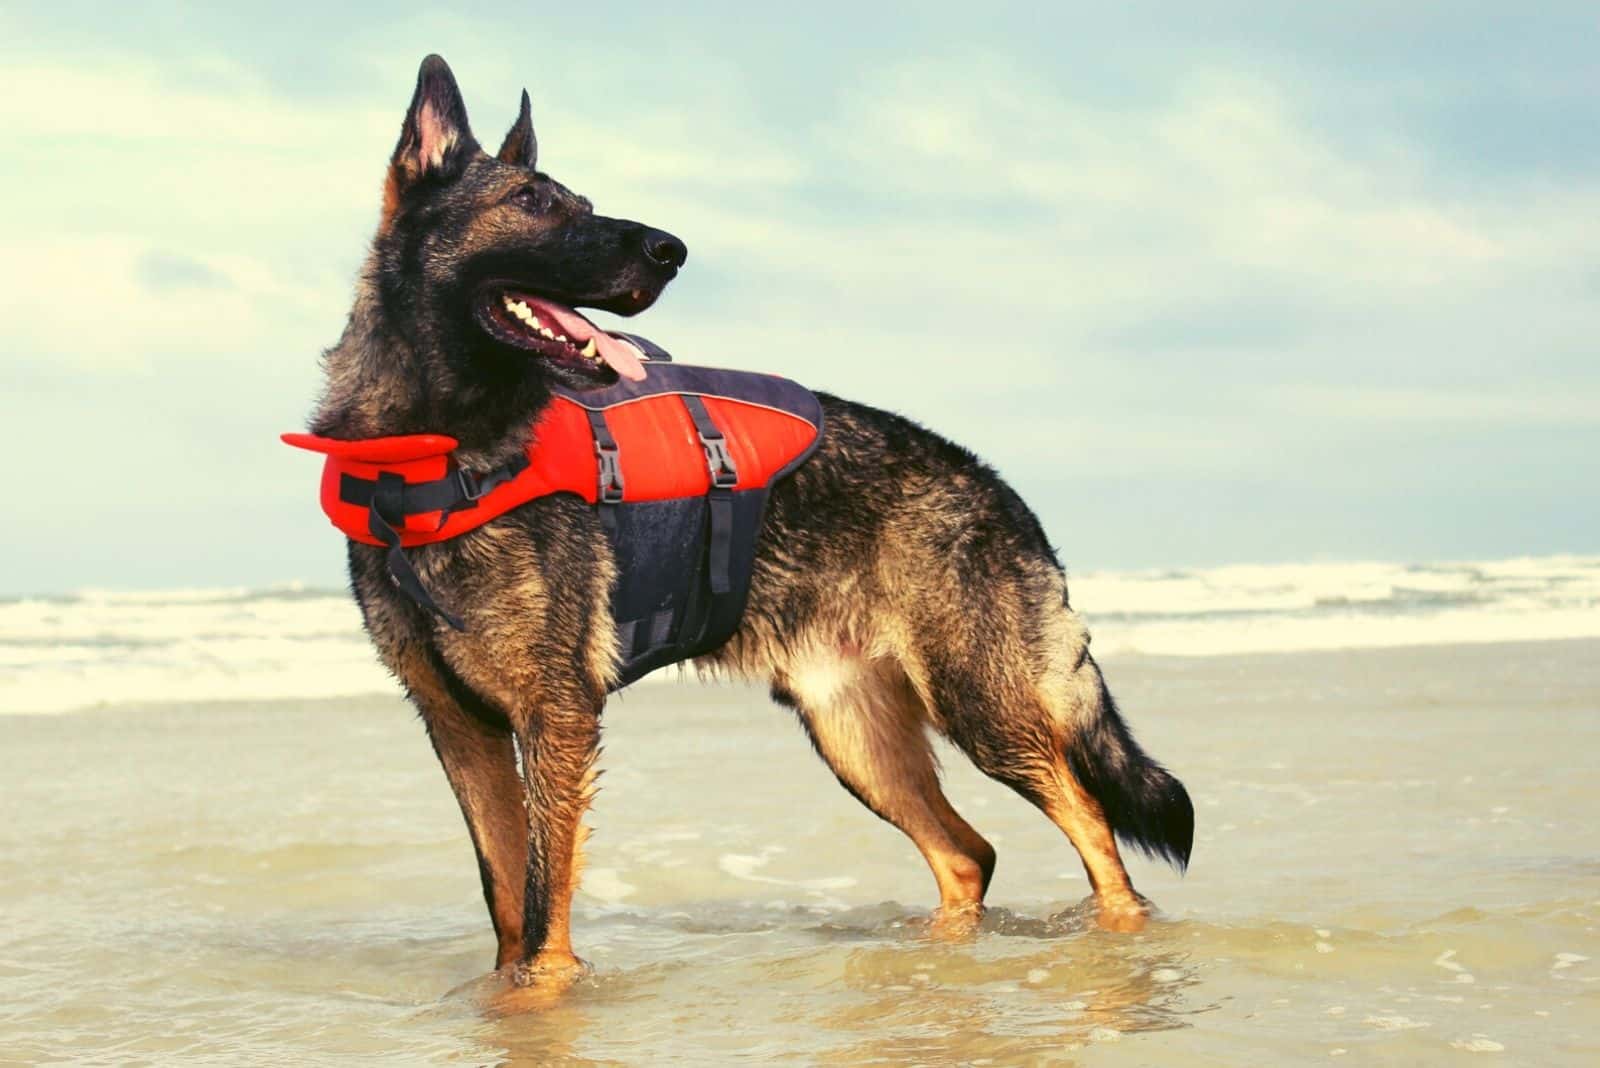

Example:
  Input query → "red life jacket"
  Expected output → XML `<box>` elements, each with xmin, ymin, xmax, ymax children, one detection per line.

<box><xmin>285</xmin><ymin>358</ymin><xmax>822</xmax><ymax>688</ymax></box>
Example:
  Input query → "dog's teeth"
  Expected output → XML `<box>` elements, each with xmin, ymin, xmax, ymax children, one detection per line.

<box><xmin>556</xmin><ymin>334</ymin><xmax>568</xmax><ymax>343</ymax></box>
<box><xmin>539</xmin><ymin>327</ymin><xmax>555</xmax><ymax>339</ymax></box>
<box><xmin>504</xmin><ymin>297</ymin><xmax>535</xmax><ymax>323</ymax></box>
<box><xmin>579</xmin><ymin>337</ymin><xmax>598</xmax><ymax>359</ymax></box>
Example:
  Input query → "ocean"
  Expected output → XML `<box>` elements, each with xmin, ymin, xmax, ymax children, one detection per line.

<box><xmin>4</xmin><ymin>554</ymin><xmax>1599</xmax><ymax>716</ymax></box>
<box><xmin>1</xmin><ymin>553</ymin><xmax>1597</xmax><ymax>1065</ymax></box>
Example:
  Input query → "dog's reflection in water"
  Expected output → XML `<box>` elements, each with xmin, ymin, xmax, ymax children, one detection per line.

<box><xmin>439</xmin><ymin>899</ymin><xmax>1198</xmax><ymax>1068</ymax></box>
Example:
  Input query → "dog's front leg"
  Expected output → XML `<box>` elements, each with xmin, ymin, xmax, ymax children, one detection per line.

<box><xmin>509</xmin><ymin>682</ymin><xmax>603</xmax><ymax>988</ymax></box>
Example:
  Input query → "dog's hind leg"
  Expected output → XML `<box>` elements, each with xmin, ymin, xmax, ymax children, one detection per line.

<box><xmin>925</xmin><ymin>599</ymin><xmax>1192</xmax><ymax>933</ymax></box>
<box><xmin>390</xmin><ymin>646</ymin><xmax>529</xmax><ymax>969</ymax></box>
<box><xmin>772</xmin><ymin>653</ymin><xmax>995</xmax><ymax>932</ymax></box>
<box><xmin>931</xmin><ymin>687</ymin><xmax>1146</xmax><ymax>929</ymax></box>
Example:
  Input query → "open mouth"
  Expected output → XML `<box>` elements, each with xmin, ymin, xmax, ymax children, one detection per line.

<box><xmin>476</xmin><ymin>287</ymin><xmax>647</xmax><ymax>381</ymax></box>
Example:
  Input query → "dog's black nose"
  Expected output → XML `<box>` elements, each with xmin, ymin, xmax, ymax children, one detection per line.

<box><xmin>640</xmin><ymin>227</ymin><xmax>688</xmax><ymax>269</ymax></box>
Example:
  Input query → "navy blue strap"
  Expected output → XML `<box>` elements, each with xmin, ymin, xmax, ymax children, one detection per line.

<box><xmin>584</xmin><ymin>408</ymin><xmax>623</xmax><ymax>537</ymax></box>
<box><xmin>705</xmin><ymin>494</ymin><xmax>734</xmax><ymax>595</ymax></box>
<box><xmin>681</xmin><ymin>395</ymin><xmax>739</xmax><ymax>596</ymax></box>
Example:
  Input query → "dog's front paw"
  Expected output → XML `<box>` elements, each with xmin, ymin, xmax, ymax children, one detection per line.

<box><xmin>927</xmin><ymin>901</ymin><xmax>986</xmax><ymax>941</ymax></box>
<box><xmin>484</xmin><ymin>953</ymin><xmax>592</xmax><ymax>1015</ymax></box>
<box><xmin>510</xmin><ymin>951</ymin><xmax>591</xmax><ymax>988</ymax></box>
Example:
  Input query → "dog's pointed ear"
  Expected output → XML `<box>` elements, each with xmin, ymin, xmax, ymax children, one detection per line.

<box><xmin>497</xmin><ymin>89</ymin><xmax>538</xmax><ymax>170</ymax></box>
<box><xmin>390</xmin><ymin>55</ymin><xmax>478</xmax><ymax>192</ymax></box>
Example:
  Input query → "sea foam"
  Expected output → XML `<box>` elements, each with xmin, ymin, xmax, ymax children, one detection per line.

<box><xmin>3</xmin><ymin>554</ymin><xmax>1597</xmax><ymax>714</ymax></box>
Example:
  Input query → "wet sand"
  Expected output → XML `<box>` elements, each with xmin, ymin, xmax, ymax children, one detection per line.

<box><xmin>2</xmin><ymin>639</ymin><xmax>1597</xmax><ymax>1064</ymax></box>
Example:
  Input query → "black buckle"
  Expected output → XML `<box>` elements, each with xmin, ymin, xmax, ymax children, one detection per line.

<box><xmin>596</xmin><ymin>442</ymin><xmax>625</xmax><ymax>503</ymax></box>
<box><xmin>702</xmin><ymin>437</ymin><xmax>738</xmax><ymax>488</ymax></box>
<box><xmin>454</xmin><ymin>466</ymin><xmax>487</xmax><ymax>502</ymax></box>
<box><xmin>454</xmin><ymin>457</ymin><xmax>525</xmax><ymax>504</ymax></box>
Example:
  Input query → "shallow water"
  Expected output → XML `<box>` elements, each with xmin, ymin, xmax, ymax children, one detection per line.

<box><xmin>2</xmin><ymin>640</ymin><xmax>1597</xmax><ymax>1064</ymax></box>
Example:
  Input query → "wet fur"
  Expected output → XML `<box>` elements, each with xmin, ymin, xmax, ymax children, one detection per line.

<box><xmin>308</xmin><ymin>56</ymin><xmax>1192</xmax><ymax>983</ymax></box>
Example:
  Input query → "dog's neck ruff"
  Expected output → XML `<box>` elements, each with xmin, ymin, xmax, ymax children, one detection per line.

<box><xmin>285</xmin><ymin>358</ymin><xmax>822</xmax><ymax>688</ymax></box>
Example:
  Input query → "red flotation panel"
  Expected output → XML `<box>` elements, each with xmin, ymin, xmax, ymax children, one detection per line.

<box><xmin>283</xmin><ymin>363</ymin><xmax>821</xmax><ymax>548</ymax></box>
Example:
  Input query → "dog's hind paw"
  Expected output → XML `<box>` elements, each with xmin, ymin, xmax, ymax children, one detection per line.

<box><xmin>1094</xmin><ymin>893</ymin><xmax>1151</xmax><ymax>934</ymax></box>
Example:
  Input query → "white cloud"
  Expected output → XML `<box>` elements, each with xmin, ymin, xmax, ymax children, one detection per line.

<box><xmin>0</xmin><ymin>52</ymin><xmax>813</xmax><ymax>372</ymax></box>
<box><xmin>822</xmin><ymin>62</ymin><xmax>1540</xmax><ymax>299</ymax></box>
<box><xmin>0</xmin><ymin>235</ymin><xmax>343</xmax><ymax>371</ymax></box>
<box><xmin>3</xmin><ymin>29</ymin><xmax>1597</xmax><ymax>589</ymax></box>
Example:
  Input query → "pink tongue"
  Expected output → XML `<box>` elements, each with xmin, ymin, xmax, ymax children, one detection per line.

<box><xmin>534</xmin><ymin>300</ymin><xmax>647</xmax><ymax>381</ymax></box>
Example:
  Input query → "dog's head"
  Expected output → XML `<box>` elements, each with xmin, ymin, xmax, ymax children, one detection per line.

<box><xmin>374</xmin><ymin>55</ymin><xmax>686</xmax><ymax>390</ymax></box>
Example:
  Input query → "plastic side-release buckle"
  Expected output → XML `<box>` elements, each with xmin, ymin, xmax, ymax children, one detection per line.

<box><xmin>453</xmin><ymin>453</ymin><xmax>529</xmax><ymax>503</ymax></box>
<box><xmin>681</xmin><ymin>395</ymin><xmax>739</xmax><ymax>489</ymax></box>
<box><xmin>583</xmin><ymin>409</ymin><xmax>625</xmax><ymax>504</ymax></box>
<box><xmin>595</xmin><ymin>441</ymin><xmax>625</xmax><ymax>503</ymax></box>
<box><xmin>702</xmin><ymin>435</ymin><xmax>738</xmax><ymax>489</ymax></box>
<box><xmin>454</xmin><ymin>467</ymin><xmax>487</xmax><ymax>502</ymax></box>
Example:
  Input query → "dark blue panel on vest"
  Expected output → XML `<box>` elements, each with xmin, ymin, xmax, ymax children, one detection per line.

<box><xmin>608</xmin><ymin>496</ymin><xmax>706</xmax><ymax>641</ymax></box>
<box><xmin>605</xmin><ymin>489</ymin><xmax>770</xmax><ymax>690</ymax></box>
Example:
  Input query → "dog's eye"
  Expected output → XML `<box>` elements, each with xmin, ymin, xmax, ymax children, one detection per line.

<box><xmin>508</xmin><ymin>186</ymin><xmax>541</xmax><ymax>211</ymax></box>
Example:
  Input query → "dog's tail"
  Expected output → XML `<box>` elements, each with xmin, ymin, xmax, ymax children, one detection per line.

<box><xmin>1064</xmin><ymin>673</ymin><xmax>1194</xmax><ymax>872</ymax></box>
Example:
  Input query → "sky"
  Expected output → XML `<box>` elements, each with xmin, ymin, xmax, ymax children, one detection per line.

<box><xmin>3</xmin><ymin>2</ymin><xmax>1597</xmax><ymax>594</ymax></box>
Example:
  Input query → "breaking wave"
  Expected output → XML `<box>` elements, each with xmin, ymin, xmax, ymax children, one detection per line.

<box><xmin>2</xmin><ymin>554</ymin><xmax>1597</xmax><ymax>714</ymax></box>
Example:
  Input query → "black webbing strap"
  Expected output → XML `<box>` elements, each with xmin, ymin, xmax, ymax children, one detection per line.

<box><xmin>339</xmin><ymin>454</ymin><xmax>529</xmax><ymax>631</ymax></box>
<box><xmin>585</xmin><ymin>408</ymin><xmax>624</xmax><ymax>537</ymax></box>
<box><xmin>338</xmin><ymin>454</ymin><xmax>529</xmax><ymax>526</ymax></box>
<box><xmin>705</xmin><ymin>497</ymin><xmax>734</xmax><ymax>595</ymax></box>
<box><xmin>676</xmin><ymin>553</ymin><xmax>709</xmax><ymax>647</ymax></box>
<box><xmin>367</xmin><ymin>472</ymin><xmax>466</xmax><ymax>631</ymax></box>
<box><xmin>681</xmin><ymin>395</ymin><xmax>738</xmax><ymax>595</ymax></box>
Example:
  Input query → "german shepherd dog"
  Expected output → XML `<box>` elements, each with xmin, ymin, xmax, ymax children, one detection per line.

<box><xmin>305</xmin><ymin>55</ymin><xmax>1192</xmax><ymax>990</ymax></box>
